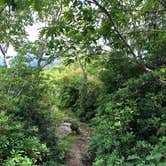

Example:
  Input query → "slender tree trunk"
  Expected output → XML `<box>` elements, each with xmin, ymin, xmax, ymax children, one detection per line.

<box><xmin>77</xmin><ymin>55</ymin><xmax>87</xmax><ymax>82</ymax></box>
<box><xmin>37</xmin><ymin>38</ymin><xmax>47</xmax><ymax>68</ymax></box>
<box><xmin>0</xmin><ymin>44</ymin><xmax>10</xmax><ymax>68</ymax></box>
<box><xmin>77</xmin><ymin>55</ymin><xmax>88</xmax><ymax>118</ymax></box>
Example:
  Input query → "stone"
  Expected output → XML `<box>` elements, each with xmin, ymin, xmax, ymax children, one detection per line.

<box><xmin>57</xmin><ymin>122</ymin><xmax>72</xmax><ymax>138</ymax></box>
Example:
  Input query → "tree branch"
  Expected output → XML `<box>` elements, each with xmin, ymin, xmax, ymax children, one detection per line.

<box><xmin>90</xmin><ymin>0</ymin><xmax>137</xmax><ymax>59</ymax></box>
<box><xmin>37</xmin><ymin>38</ymin><xmax>47</xmax><ymax>67</ymax></box>
<box><xmin>14</xmin><ymin>82</ymin><xmax>26</xmax><ymax>98</ymax></box>
<box><xmin>86</xmin><ymin>0</ymin><xmax>154</xmax><ymax>72</ymax></box>
<box><xmin>0</xmin><ymin>44</ymin><xmax>10</xmax><ymax>68</ymax></box>
<box><xmin>0</xmin><ymin>4</ymin><xmax>7</xmax><ymax>16</ymax></box>
<box><xmin>0</xmin><ymin>44</ymin><xmax>5</xmax><ymax>55</ymax></box>
<box><xmin>158</xmin><ymin>0</ymin><xmax>166</xmax><ymax>8</ymax></box>
<box><xmin>7</xmin><ymin>70</ymin><xmax>17</xmax><ymax>95</ymax></box>
<box><xmin>76</xmin><ymin>54</ymin><xmax>88</xmax><ymax>81</ymax></box>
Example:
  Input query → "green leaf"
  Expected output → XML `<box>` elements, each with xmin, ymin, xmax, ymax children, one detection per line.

<box><xmin>127</xmin><ymin>155</ymin><xmax>141</xmax><ymax>161</ymax></box>
<box><xmin>0</xmin><ymin>0</ymin><xmax>5</xmax><ymax>6</ymax></box>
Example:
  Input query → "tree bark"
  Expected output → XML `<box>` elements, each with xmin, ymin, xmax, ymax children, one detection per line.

<box><xmin>0</xmin><ymin>44</ymin><xmax>10</xmax><ymax>68</ymax></box>
<box><xmin>76</xmin><ymin>54</ymin><xmax>88</xmax><ymax>115</ymax></box>
<box><xmin>77</xmin><ymin>55</ymin><xmax>87</xmax><ymax>82</ymax></box>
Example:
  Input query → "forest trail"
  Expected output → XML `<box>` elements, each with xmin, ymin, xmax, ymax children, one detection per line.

<box><xmin>66</xmin><ymin>124</ymin><xmax>90</xmax><ymax>166</ymax></box>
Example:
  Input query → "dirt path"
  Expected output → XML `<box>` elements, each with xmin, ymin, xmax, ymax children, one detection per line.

<box><xmin>66</xmin><ymin>125</ymin><xmax>90</xmax><ymax>166</ymax></box>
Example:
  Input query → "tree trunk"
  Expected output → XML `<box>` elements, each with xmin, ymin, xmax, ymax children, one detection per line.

<box><xmin>77</xmin><ymin>55</ymin><xmax>88</xmax><ymax>118</ymax></box>
<box><xmin>0</xmin><ymin>44</ymin><xmax>10</xmax><ymax>68</ymax></box>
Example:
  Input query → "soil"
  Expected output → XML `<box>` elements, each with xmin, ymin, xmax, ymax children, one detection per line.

<box><xmin>66</xmin><ymin>125</ymin><xmax>90</xmax><ymax>166</ymax></box>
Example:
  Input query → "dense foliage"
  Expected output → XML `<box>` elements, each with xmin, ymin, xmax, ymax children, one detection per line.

<box><xmin>0</xmin><ymin>60</ymin><xmax>65</xmax><ymax>165</ymax></box>
<box><xmin>0</xmin><ymin>0</ymin><xmax>165</xmax><ymax>165</ymax></box>
<box><xmin>88</xmin><ymin>68</ymin><xmax>166</xmax><ymax>165</ymax></box>
<box><xmin>43</xmin><ymin>65</ymin><xmax>103</xmax><ymax>122</ymax></box>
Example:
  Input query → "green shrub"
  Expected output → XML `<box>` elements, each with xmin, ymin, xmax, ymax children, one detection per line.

<box><xmin>0</xmin><ymin>111</ymin><xmax>49</xmax><ymax>165</ymax></box>
<box><xmin>88</xmin><ymin>68</ymin><xmax>166</xmax><ymax>165</ymax></box>
<box><xmin>0</xmin><ymin>64</ymin><xmax>63</xmax><ymax>165</ymax></box>
<box><xmin>99</xmin><ymin>54</ymin><xmax>144</xmax><ymax>93</ymax></box>
<box><xmin>44</xmin><ymin>66</ymin><xmax>104</xmax><ymax>122</ymax></box>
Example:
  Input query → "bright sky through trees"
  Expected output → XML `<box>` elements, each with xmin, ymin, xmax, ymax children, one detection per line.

<box><xmin>0</xmin><ymin>23</ymin><xmax>42</xmax><ymax>64</ymax></box>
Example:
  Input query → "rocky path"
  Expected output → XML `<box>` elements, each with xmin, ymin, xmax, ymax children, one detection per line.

<box><xmin>66</xmin><ymin>125</ymin><xmax>90</xmax><ymax>166</ymax></box>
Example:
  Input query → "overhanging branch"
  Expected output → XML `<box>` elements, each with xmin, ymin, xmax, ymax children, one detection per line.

<box><xmin>89</xmin><ymin>0</ymin><xmax>137</xmax><ymax>59</ymax></box>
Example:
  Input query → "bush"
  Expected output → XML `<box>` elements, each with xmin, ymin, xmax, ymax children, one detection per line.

<box><xmin>0</xmin><ymin>111</ymin><xmax>49</xmax><ymax>165</ymax></box>
<box><xmin>0</xmin><ymin>63</ymin><xmax>63</xmax><ymax>165</ymax></box>
<box><xmin>99</xmin><ymin>54</ymin><xmax>144</xmax><ymax>93</ymax></box>
<box><xmin>44</xmin><ymin>66</ymin><xmax>104</xmax><ymax>122</ymax></box>
<box><xmin>88</xmin><ymin>68</ymin><xmax>166</xmax><ymax>165</ymax></box>
<box><xmin>76</xmin><ymin>80</ymin><xmax>103</xmax><ymax>121</ymax></box>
